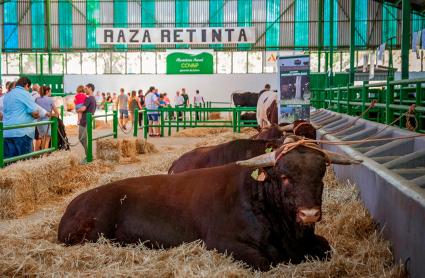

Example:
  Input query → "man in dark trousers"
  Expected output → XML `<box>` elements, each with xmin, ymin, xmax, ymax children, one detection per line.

<box><xmin>77</xmin><ymin>83</ymin><xmax>97</xmax><ymax>163</ymax></box>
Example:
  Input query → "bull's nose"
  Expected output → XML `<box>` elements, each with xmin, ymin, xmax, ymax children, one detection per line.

<box><xmin>297</xmin><ymin>208</ymin><xmax>321</xmax><ymax>224</ymax></box>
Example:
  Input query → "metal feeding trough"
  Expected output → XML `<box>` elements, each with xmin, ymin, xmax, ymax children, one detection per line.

<box><xmin>311</xmin><ymin>109</ymin><xmax>425</xmax><ymax>278</ymax></box>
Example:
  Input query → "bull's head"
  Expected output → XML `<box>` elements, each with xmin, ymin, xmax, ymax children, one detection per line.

<box><xmin>236</xmin><ymin>137</ymin><xmax>361</xmax><ymax>225</ymax></box>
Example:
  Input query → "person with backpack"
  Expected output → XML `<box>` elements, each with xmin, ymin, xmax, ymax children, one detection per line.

<box><xmin>129</xmin><ymin>90</ymin><xmax>143</xmax><ymax>127</ymax></box>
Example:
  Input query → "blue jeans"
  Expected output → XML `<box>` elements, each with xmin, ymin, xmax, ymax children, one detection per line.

<box><xmin>4</xmin><ymin>135</ymin><xmax>33</xmax><ymax>159</ymax></box>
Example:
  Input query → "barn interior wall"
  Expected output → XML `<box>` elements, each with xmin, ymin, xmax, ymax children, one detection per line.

<box><xmin>64</xmin><ymin>74</ymin><xmax>277</xmax><ymax>102</ymax></box>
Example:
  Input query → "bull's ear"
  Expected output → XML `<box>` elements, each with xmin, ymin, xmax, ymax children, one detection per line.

<box><xmin>323</xmin><ymin>150</ymin><xmax>363</xmax><ymax>165</ymax></box>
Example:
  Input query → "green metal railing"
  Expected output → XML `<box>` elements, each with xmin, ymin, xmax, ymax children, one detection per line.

<box><xmin>85</xmin><ymin>111</ymin><xmax>118</xmax><ymax>162</ymax></box>
<box><xmin>311</xmin><ymin>77</ymin><xmax>425</xmax><ymax>133</ymax></box>
<box><xmin>132</xmin><ymin>106</ymin><xmax>257</xmax><ymax>139</ymax></box>
<box><xmin>0</xmin><ymin>118</ymin><xmax>58</xmax><ymax>167</ymax></box>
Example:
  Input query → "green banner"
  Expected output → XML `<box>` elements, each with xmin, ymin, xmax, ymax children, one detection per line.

<box><xmin>166</xmin><ymin>52</ymin><xmax>213</xmax><ymax>74</ymax></box>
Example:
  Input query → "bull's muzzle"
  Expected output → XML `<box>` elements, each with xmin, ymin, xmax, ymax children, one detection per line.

<box><xmin>297</xmin><ymin>207</ymin><xmax>321</xmax><ymax>224</ymax></box>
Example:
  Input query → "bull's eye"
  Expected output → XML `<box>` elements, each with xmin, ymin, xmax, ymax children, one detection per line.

<box><xmin>281</xmin><ymin>175</ymin><xmax>290</xmax><ymax>187</ymax></box>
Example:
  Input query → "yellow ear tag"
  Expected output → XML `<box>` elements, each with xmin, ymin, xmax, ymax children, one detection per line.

<box><xmin>265</xmin><ymin>147</ymin><xmax>273</xmax><ymax>153</ymax></box>
<box><xmin>251</xmin><ymin>168</ymin><xmax>267</xmax><ymax>182</ymax></box>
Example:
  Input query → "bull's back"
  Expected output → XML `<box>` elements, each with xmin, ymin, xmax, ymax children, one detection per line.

<box><xmin>169</xmin><ymin>140</ymin><xmax>269</xmax><ymax>173</ymax></box>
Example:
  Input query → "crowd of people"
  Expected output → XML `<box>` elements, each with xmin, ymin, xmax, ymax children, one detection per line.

<box><xmin>90</xmin><ymin>87</ymin><xmax>205</xmax><ymax>137</ymax></box>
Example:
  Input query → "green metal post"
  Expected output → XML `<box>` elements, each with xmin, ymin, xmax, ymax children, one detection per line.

<box><xmin>168</xmin><ymin>108</ymin><xmax>172</xmax><ymax>136</ymax></box>
<box><xmin>60</xmin><ymin>105</ymin><xmax>64</xmax><ymax>120</ymax></box>
<box><xmin>183</xmin><ymin>109</ymin><xmax>187</xmax><ymax>129</ymax></box>
<box><xmin>113</xmin><ymin>110</ymin><xmax>118</xmax><ymax>139</ymax></box>
<box><xmin>324</xmin><ymin>52</ymin><xmax>329</xmax><ymax>77</ymax></box>
<box><xmin>189</xmin><ymin>104</ymin><xmax>193</xmax><ymax>127</ymax></box>
<box><xmin>143</xmin><ymin>109</ymin><xmax>148</xmax><ymax>139</ymax></box>
<box><xmin>105</xmin><ymin>103</ymin><xmax>108</xmax><ymax>123</ymax></box>
<box><xmin>0</xmin><ymin>122</ymin><xmax>4</xmax><ymax>168</ymax></box>
<box><xmin>160</xmin><ymin>109</ymin><xmax>164</xmax><ymax>137</ymax></box>
<box><xmin>337</xmin><ymin>86</ymin><xmax>341</xmax><ymax>113</ymax></box>
<box><xmin>46</xmin><ymin>0</ymin><xmax>52</xmax><ymax>74</ymax></box>
<box><xmin>318</xmin><ymin>0</ymin><xmax>324</xmax><ymax>72</ymax></box>
<box><xmin>401</xmin><ymin>0</ymin><xmax>411</xmax><ymax>80</ymax></box>
<box><xmin>51</xmin><ymin>117</ymin><xmax>58</xmax><ymax>150</ymax></box>
<box><xmin>329</xmin><ymin>0</ymin><xmax>334</xmax><ymax>86</ymax></box>
<box><xmin>349</xmin><ymin>0</ymin><xmax>356</xmax><ymax>84</ymax></box>
<box><xmin>361</xmin><ymin>81</ymin><xmax>369</xmax><ymax>118</ymax></box>
<box><xmin>346</xmin><ymin>84</ymin><xmax>351</xmax><ymax>115</ymax></box>
<box><xmin>237</xmin><ymin>107</ymin><xmax>241</xmax><ymax>133</ymax></box>
<box><xmin>416</xmin><ymin>83</ymin><xmax>422</xmax><ymax>130</ymax></box>
<box><xmin>133</xmin><ymin>108</ymin><xmax>139</xmax><ymax>137</ymax></box>
<box><xmin>86</xmin><ymin>113</ymin><xmax>93</xmax><ymax>163</ymax></box>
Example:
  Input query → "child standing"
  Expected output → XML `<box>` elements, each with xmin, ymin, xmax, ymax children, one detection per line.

<box><xmin>74</xmin><ymin>85</ymin><xmax>87</xmax><ymax>124</ymax></box>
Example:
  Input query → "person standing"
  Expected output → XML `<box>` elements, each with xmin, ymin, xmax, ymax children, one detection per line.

<box><xmin>117</xmin><ymin>88</ymin><xmax>129</xmax><ymax>130</ymax></box>
<box><xmin>145</xmin><ymin>87</ymin><xmax>160</xmax><ymax>136</ymax></box>
<box><xmin>174</xmin><ymin>91</ymin><xmax>185</xmax><ymax>120</ymax></box>
<box><xmin>3</xmin><ymin>77</ymin><xmax>49</xmax><ymax>159</ymax></box>
<box><xmin>31</xmin><ymin>84</ymin><xmax>41</xmax><ymax>100</ymax></box>
<box><xmin>138</xmin><ymin>89</ymin><xmax>145</xmax><ymax>127</ymax></box>
<box><xmin>34</xmin><ymin>86</ymin><xmax>60</xmax><ymax>151</ymax></box>
<box><xmin>129</xmin><ymin>90</ymin><xmax>143</xmax><ymax>126</ymax></box>
<box><xmin>193</xmin><ymin>90</ymin><xmax>205</xmax><ymax>120</ymax></box>
<box><xmin>181</xmin><ymin>88</ymin><xmax>189</xmax><ymax>106</ymax></box>
<box><xmin>77</xmin><ymin>83</ymin><xmax>97</xmax><ymax>163</ymax></box>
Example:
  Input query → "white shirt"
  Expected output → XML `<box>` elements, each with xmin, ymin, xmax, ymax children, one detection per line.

<box><xmin>31</xmin><ymin>91</ymin><xmax>40</xmax><ymax>101</ymax></box>
<box><xmin>145</xmin><ymin>92</ymin><xmax>158</xmax><ymax>113</ymax></box>
<box><xmin>194</xmin><ymin>94</ymin><xmax>204</xmax><ymax>105</ymax></box>
<box><xmin>174</xmin><ymin>95</ymin><xmax>185</xmax><ymax>106</ymax></box>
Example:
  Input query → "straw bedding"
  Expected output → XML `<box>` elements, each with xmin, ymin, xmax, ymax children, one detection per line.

<box><xmin>0</xmin><ymin>131</ymin><xmax>405</xmax><ymax>276</ymax></box>
<box><xmin>173</xmin><ymin>128</ymin><xmax>232</xmax><ymax>137</ymax></box>
<box><xmin>0</xmin><ymin>152</ymin><xmax>111</xmax><ymax>219</ymax></box>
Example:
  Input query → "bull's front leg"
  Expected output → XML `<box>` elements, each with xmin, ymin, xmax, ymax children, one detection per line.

<box><xmin>205</xmin><ymin>238</ymin><xmax>272</xmax><ymax>271</ymax></box>
<box><xmin>304</xmin><ymin>234</ymin><xmax>331</xmax><ymax>261</ymax></box>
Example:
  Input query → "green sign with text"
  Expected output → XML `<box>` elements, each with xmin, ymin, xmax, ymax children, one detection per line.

<box><xmin>166</xmin><ymin>52</ymin><xmax>214</xmax><ymax>74</ymax></box>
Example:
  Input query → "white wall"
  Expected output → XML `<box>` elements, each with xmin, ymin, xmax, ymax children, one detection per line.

<box><xmin>64</xmin><ymin>74</ymin><xmax>277</xmax><ymax>104</ymax></box>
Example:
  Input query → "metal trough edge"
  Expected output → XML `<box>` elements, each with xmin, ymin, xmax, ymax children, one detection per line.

<box><xmin>315</xmin><ymin>118</ymin><xmax>425</xmax><ymax>278</ymax></box>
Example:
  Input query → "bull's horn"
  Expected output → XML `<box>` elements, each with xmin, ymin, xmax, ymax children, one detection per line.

<box><xmin>323</xmin><ymin>150</ymin><xmax>363</xmax><ymax>165</ymax></box>
<box><xmin>236</xmin><ymin>152</ymin><xmax>276</xmax><ymax>168</ymax></box>
<box><xmin>278</xmin><ymin>124</ymin><xmax>294</xmax><ymax>132</ymax></box>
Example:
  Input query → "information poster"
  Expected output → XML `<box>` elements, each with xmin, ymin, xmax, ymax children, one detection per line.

<box><xmin>277</xmin><ymin>55</ymin><xmax>310</xmax><ymax>123</ymax></box>
<box><xmin>166</xmin><ymin>50</ymin><xmax>213</xmax><ymax>74</ymax></box>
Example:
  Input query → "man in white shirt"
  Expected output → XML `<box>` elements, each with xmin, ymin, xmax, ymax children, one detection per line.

<box><xmin>193</xmin><ymin>90</ymin><xmax>205</xmax><ymax>120</ymax></box>
<box><xmin>174</xmin><ymin>91</ymin><xmax>185</xmax><ymax>120</ymax></box>
<box><xmin>145</xmin><ymin>88</ymin><xmax>160</xmax><ymax>136</ymax></box>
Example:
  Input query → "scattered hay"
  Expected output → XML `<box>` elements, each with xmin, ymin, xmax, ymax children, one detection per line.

<box><xmin>96</xmin><ymin>138</ymin><xmax>158</xmax><ymax>163</ymax></box>
<box><xmin>135</xmin><ymin>139</ymin><xmax>158</xmax><ymax>154</ymax></box>
<box><xmin>173</xmin><ymin>128</ymin><xmax>231</xmax><ymax>137</ymax></box>
<box><xmin>0</xmin><ymin>152</ymin><xmax>111</xmax><ymax>219</ymax></box>
<box><xmin>209</xmin><ymin>112</ymin><xmax>221</xmax><ymax>120</ymax></box>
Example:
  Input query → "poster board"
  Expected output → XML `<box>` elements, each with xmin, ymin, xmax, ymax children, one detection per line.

<box><xmin>166</xmin><ymin>50</ymin><xmax>214</xmax><ymax>74</ymax></box>
<box><xmin>277</xmin><ymin>55</ymin><xmax>310</xmax><ymax>123</ymax></box>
